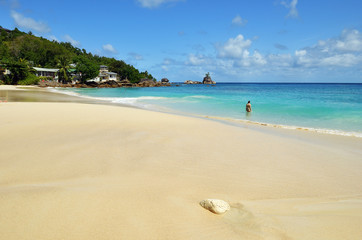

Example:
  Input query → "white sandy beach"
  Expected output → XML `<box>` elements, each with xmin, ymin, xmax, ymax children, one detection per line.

<box><xmin>0</xmin><ymin>86</ymin><xmax>362</xmax><ymax>239</ymax></box>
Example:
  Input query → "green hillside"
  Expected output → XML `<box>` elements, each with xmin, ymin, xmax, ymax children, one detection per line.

<box><xmin>0</xmin><ymin>27</ymin><xmax>154</xmax><ymax>85</ymax></box>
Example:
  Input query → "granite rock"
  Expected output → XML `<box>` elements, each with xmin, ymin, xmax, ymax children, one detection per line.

<box><xmin>200</xmin><ymin>199</ymin><xmax>230</xmax><ymax>214</ymax></box>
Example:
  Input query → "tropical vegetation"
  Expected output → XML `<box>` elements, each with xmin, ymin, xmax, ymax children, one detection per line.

<box><xmin>0</xmin><ymin>27</ymin><xmax>154</xmax><ymax>85</ymax></box>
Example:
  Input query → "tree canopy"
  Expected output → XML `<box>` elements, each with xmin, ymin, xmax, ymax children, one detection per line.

<box><xmin>0</xmin><ymin>27</ymin><xmax>154</xmax><ymax>84</ymax></box>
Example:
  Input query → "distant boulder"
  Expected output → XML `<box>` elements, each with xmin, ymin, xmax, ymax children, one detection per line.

<box><xmin>85</xmin><ymin>81</ymin><xmax>99</xmax><ymax>88</ymax></box>
<box><xmin>161</xmin><ymin>78</ymin><xmax>169</xmax><ymax>83</ymax></box>
<box><xmin>119</xmin><ymin>79</ymin><xmax>131</xmax><ymax>84</ymax></box>
<box><xmin>139</xmin><ymin>78</ymin><xmax>155</xmax><ymax>83</ymax></box>
<box><xmin>119</xmin><ymin>79</ymin><xmax>133</xmax><ymax>87</ymax></box>
<box><xmin>137</xmin><ymin>81</ymin><xmax>155</xmax><ymax>87</ymax></box>
<box><xmin>184</xmin><ymin>80</ymin><xmax>202</xmax><ymax>84</ymax></box>
<box><xmin>137</xmin><ymin>78</ymin><xmax>156</xmax><ymax>87</ymax></box>
<box><xmin>98</xmin><ymin>80</ymin><xmax>119</xmax><ymax>88</ymax></box>
<box><xmin>74</xmin><ymin>83</ymin><xmax>90</xmax><ymax>88</ymax></box>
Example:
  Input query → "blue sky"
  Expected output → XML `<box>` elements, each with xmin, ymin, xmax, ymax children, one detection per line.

<box><xmin>1</xmin><ymin>0</ymin><xmax>362</xmax><ymax>82</ymax></box>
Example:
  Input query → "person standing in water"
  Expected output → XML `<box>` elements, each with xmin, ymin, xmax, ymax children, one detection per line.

<box><xmin>246</xmin><ymin>101</ymin><xmax>252</xmax><ymax>112</ymax></box>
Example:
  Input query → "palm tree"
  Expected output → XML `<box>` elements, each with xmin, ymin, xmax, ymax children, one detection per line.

<box><xmin>57</xmin><ymin>56</ymin><xmax>70</xmax><ymax>83</ymax></box>
<box><xmin>19</xmin><ymin>58</ymin><xmax>35</xmax><ymax>73</ymax></box>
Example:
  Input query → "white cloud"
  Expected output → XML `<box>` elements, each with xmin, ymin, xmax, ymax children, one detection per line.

<box><xmin>315</xmin><ymin>29</ymin><xmax>362</xmax><ymax>54</ymax></box>
<box><xmin>294</xmin><ymin>49</ymin><xmax>314</xmax><ymax>67</ymax></box>
<box><xmin>335</xmin><ymin>29</ymin><xmax>362</xmax><ymax>52</ymax></box>
<box><xmin>320</xmin><ymin>54</ymin><xmax>358</xmax><ymax>67</ymax></box>
<box><xmin>223</xmin><ymin>29</ymin><xmax>362</xmax><ymax>69</ymax></box>
<box><xmin>232</xmin><ymin>15</ymin><xmax>247</xmax><ymax>26</ymax></box>
<box><xmin>102</xmin><ymin>44</ymin><xmax>118</xmax><ymax>55</ymax></box>
<box><xmin>217</xmin><ymin>34</ymin><xmax>252</xmax><ymax>59</ymax></box>
<box><xmin>186</xmin><ymin>54</ymin><xmax>208</xmax><ymax>66</ymax></box>
<box><xmin>161</xmin><ymin>58</ymin><xmax>176</xmax><ymax>71</ymax></box>
<box><xmin>10</xmin><ymin>10</ymin><xmax>50</xmax><ymax>33</ymax></box>
<box><xmin>216</xmin><ymin>34</ymin><xmax>265</xmax><ymax>67</ymax></box>
<box><xmin>163</xmin><ymin>58</ymin><xmax>173</xmax><ymax>65</ymax></box>
<box><xmin>267</xmin><ymin>54</ymin><xmax>293</xmax><ymax>67</ymax></box>
<box><xmin>281</xmin><ymin>0</ymin><xmax>298</xmax><ymax>18</ymax></box>
<box><xmin>234</xmin><ymin>50</ymin><xmax>267</xmax><ymax>67</ymax></box>
<box><xmin>164</xmin><ymin>29</ymin><xmax>362</xmax><ymax>82</ymax></box>
<box><xmin>64</xmin><ymin>35</ymin><xmax>80</xmax><ymax>47</ymax></box>
<box><xmin>128</xmin><ymin>52</ymin><xmax>143</xmax><ymax>60</ymax></box>
<box><xmin>294</xmin><ymin>29</ymin><xmax>362</xmax><ymax>68</ymax></box>
<box><xmin>136</xmin><ymin>0</ymin><xmax>182</xmax><ymax>8</ymax></box>
<box><xmin>295</xmin><ymin>49</ymin><xmax>306</xmax><ymax>57</ymax></box>
<box><xmin>253</xmin><ymin>51</ymin><xmax>267</xmax><ymax>65</ymax></box>
<box><xmin>48</xmin><ymin>35</ymin><xmax>59</xmax><ymax>42</ymax></box>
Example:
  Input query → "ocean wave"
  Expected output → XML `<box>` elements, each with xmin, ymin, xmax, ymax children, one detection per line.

<box><xmin>183</xmin><ymin>95</ymin><xmax>214</xmax><ymax>99</ymax></box>
<box><xmin>108</xmin><ymin>96</ymin><xmax>168</xmax><ymax>107</ymax></box>
<box><xmin>134</xmin><ymin>96</ymin><xmax>169</xmax><ymax>100</ymax></box>
<box><xmin>202</xmin><ymin>115</ymin><xmax>362</xmax><ymax>138</ymax></box>
<box><xmin>47</xmin><ymin>87</ymin><xmax>82</xmax><ymax>97</ymax></box>
<box><xmin>50</xmin><ymin>88</ymin><xmax>169</xmax><ymax>105</ymax></box>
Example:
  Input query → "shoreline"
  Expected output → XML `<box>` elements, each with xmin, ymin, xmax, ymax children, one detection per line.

<box><xmin>1</xmin><ymin>85</ymin><xmax>362</xmax><ymax>239</ymax></box>
<box><xmin>1</xmin><ymin>85</ymin><xmax>362</xmax><ymax>146</ymax></box>
<box><xmin>18</xmin><ymin>85</ymin><xmax>362</xmax><ymax>138</ymax></box>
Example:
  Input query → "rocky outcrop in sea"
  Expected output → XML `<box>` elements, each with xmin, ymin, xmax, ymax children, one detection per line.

<box><xmin>203</xmin><ymin>75</ymin><xmax>216</xmax><ymax>84</ymax></box>
<box><xmin>184</xmin><ymin>73</ymin><xmax>216</xmax><ymax>85</ymax></box>
<box><xmin>184</xmin><ymin>80</ymin><xmax>202</xmax><ymax>84</ymax></box>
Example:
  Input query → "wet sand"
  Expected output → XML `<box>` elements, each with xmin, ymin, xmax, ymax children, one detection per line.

<box><xmin>0</xmin><ymin>85</ymin><xmax>101</xmax><ymax>104</ymax></box>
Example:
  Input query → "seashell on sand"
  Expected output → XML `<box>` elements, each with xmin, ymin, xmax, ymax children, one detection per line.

<box><xmin>200</xmin><ymin>199</ymin><xmax>230</xmax><ymax>214</ymax></box>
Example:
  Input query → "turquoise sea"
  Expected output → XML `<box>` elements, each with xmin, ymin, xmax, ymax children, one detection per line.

<box><xmin>55</xmin><ymin>83</ymin><xmax>362</xmax><ymax>137</ymax></box>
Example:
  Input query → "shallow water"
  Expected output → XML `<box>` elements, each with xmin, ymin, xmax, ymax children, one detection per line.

<box><xmin>56</xmin><ymin>83</ymin><xmax>362</xmax><ymax>137</ymax></box>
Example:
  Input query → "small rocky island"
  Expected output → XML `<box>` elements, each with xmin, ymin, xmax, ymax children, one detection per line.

<box><xmin>184</xmin><ymin>72</ymin><xmax>216</xmax><ymax>85</ymax></box>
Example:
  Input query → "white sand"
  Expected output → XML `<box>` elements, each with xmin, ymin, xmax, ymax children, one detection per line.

<box><xmin>0</xmin><ymin>85</ymin><xmax>40</xmax><ymax>90</ymax></box>
<box><xmin>0</xmin><ymin>100</ymin><xmax>361</xmax><ymax>240</ymax></box>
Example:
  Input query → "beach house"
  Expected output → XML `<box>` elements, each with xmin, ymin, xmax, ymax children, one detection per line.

<box><xmin>33</xmin><ymin>67</ymin><xmax>59</xmax><ymax>81</ymax></box>
<box><xmin>99</xmin><ymin>65</ymin><xmax>117</xmax><ymax>81</ymax></box>
<box><xmin>89</xmin><ymin>65</ymin><xmax>118</xmax><ymax>82</ymax></box>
